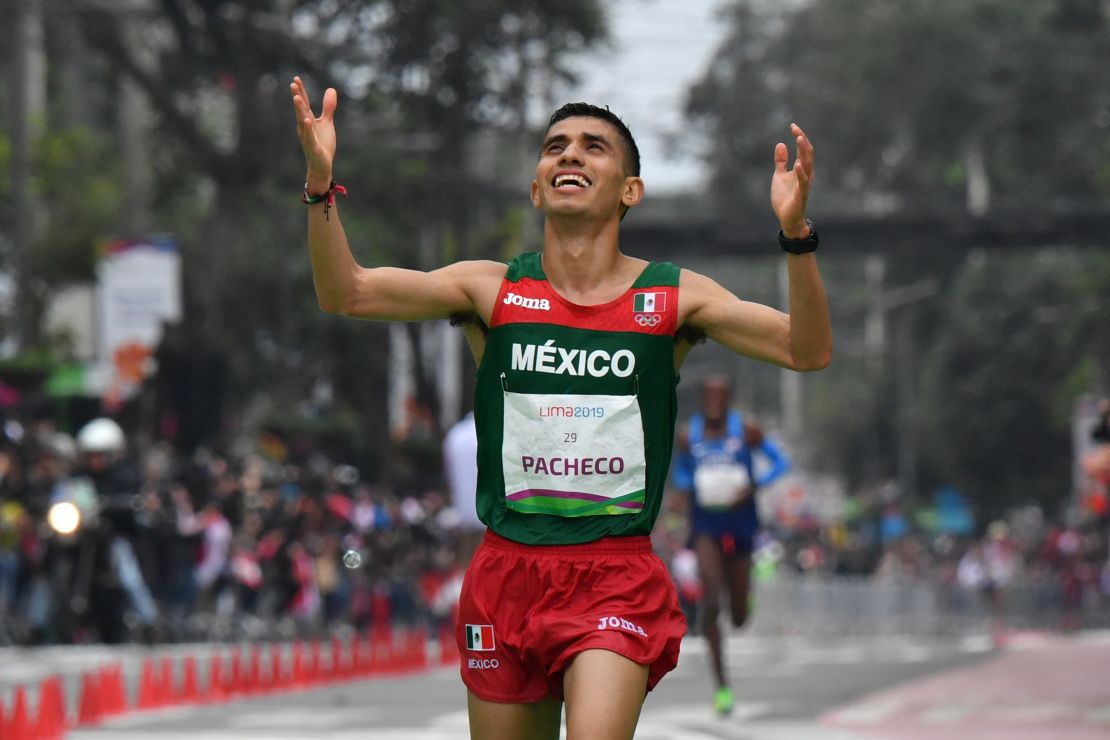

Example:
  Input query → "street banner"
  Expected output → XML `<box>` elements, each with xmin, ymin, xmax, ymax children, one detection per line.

<box><xmin>96</xmin><ymin>237</ymin><xmax>182</xmax><ymax>402</ymax></box>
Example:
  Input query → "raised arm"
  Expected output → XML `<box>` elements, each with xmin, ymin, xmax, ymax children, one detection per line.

<box><xmin>289</xmin><ymin>76</ymin><xmax>504</xmax><ymax>322</ymax></box>
<box><xmin>679</xmin><ymin>124</ymin><xmax>831</xmax><ymax>372</ymax></box>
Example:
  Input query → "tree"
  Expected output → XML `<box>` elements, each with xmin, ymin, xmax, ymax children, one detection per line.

<box><xmin>57</xmin><ymin>0</ymin><xmax>607</xmax><ymax>465</ymax></box>
<box><xmin>685</xmin><ymin>0</ymin><xmax>1110</xmax><ymax>516</ymax></box>
<box><xmin>918</xmin><ymin>249</ymin><xmax>1110</xmax><ymax>518</ymax></box>
<box><xmin>687</xmin><ymin>0</ymin><xmax>1110</xmax><ymax>218</ymax></box>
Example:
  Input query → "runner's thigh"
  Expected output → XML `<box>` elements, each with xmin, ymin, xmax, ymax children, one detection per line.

<box><xmin>467</xmin><ymin>691</ymin><xmax>561</xmax><ymax>740</ymax></box>
<box><xmin>694</xmin><ymin>534</ymin><xmax>726</xmax><ymax>595</ymax></box>
<box><xmin>563</xmin><ymin>649</ymin><xmax>648</xmax><ymax>740</ymax></box>
<box><xmin>727</xmin><ymin>552</ymin><xmax>753</xmax><ymax>622</ymax></box>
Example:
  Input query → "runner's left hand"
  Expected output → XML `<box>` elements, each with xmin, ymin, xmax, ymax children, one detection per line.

<box><xmin>771</xmin><ymin>123</ymin><xmax>814</xmax><ymax>239</ymax></box>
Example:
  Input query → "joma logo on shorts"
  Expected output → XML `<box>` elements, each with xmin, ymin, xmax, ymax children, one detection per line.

<box><xmin>503</xmin><ymin>292</ymin><xmax>551</xmax><ymax>310</ymax></box>
<box><xmin>597</xmin><ymin>615</ymin><xmax>648</xmax><ymax>636</ymax></box>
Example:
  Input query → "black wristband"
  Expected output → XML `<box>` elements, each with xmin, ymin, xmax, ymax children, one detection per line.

<box><xmin>778</xmin><ymin>219</ymin><xmax>818</xmax><ymax>254</ymax></box>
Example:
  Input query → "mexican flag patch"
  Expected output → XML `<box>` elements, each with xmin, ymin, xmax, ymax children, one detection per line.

<box><xmin>633</xmin><ymin>291</ymin><xmax>666</xmax><ymax>313</ymax></box>
<box><xmin>465</xmin><ymin>624</ymin><xmax>495</xmax><ymax>651</ymax></box>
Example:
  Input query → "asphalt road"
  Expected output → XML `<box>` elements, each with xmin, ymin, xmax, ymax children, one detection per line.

<box><xmin>15</xmin><ymin>632</ymin><xmax>996</xmax><ymax>739</ymax></box>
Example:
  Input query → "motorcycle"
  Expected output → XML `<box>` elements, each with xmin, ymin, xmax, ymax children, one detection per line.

<box><xmin>43</xmin><ymin>478</ymin><xmax>141</xmax><ymax>643</ymax></box>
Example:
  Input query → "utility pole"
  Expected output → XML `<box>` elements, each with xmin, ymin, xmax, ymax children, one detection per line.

<box><xmin>8</xmin><ymin>0</ymin><xmax>47</xmax><ymax>353</ymax></box>
<box><xmin>882</xmin><ymin>279</ymin><xmax>939</xmax><ymax>500</ymax></box>
<box><xmin>862</xmin><ymin>255</ymin><xmax>887</xmax><ymax>482</ymax></box>
<box><xmin>119</xmin><ymin>17</ymin><xmax>154</xmax><ymax>236</ymax></box>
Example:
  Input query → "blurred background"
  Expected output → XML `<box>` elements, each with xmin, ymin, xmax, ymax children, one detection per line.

<box><xmin>0</xmin><ymin>0</ymin><xmax>1109</xmax><ymax>735</ymax></box>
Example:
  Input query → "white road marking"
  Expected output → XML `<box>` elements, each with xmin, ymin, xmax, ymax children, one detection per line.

<box><xmin>1075</xmin><ymin>630</ymin><xmax>1110</xmax><ymax>644</ymax></box>
<box><xmin>894</xmin><ymin>643</ymin><xmax>933</xmax><ymax>663</ymax></box>
<box><xmin>824</xmin><ymin>697</ymin><xmax>905</xmax><ymax>724</ymax></box>
<box><xmin>987</xmin><ymin>703</ymin><xmax>1078</xmax><ymax>722</ymax></box>
<box><xmin>1086</xmin><ymin>705</ymin><xmax>1110</xmax><ymax>724</ymax></box>
<box><xmin>958</xmin><ymin>634</ymin><xmax>995</xmax><ymax>653</ymax></box>
<box><xmin>919</xmin><ymin>703</ymin><xmax>979</xmax><ymax>724</ymax></box>
<box><xmin>227</xmin><ymin>707</ymin><xmax>387</xmax><ymax>729</ymax></box>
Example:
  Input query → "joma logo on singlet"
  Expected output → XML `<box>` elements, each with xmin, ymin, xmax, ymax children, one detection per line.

<box><xmin>512</xmin><ymin>340</ymin><xmax>636</xmax><ymax>378</ymax></box>
<box><xmin>503</xmin><ymin>292</ymin><xmax>551</xmax><ymax>311</ymax></box>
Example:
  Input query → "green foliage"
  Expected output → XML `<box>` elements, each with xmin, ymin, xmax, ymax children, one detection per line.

<box><xmin>686</xmin><ymin>0</ymin><xmax>1110</xmax><ymax>519</ymax></box>
<box><xmin>32</xmin><ymin>127</ymin><xmax>124</xmax><ymax>282</ymax></box>
<box><xmin>690</xmin><ymin>0</ymin><xmax>1110</xmax><ymax>214</ymax></box>
<box><xmin>26</xmin><ymin>0</ymin><xmax>609</xmax><ymax>466</ymax></box>
<box><xmin>917</xmin><ymin>249</ymin><xmax>1108</xmax><ymax>517</ymax></box>
<box><xmin>0</xmin><ymin>125</ymin><xmax>122</xmax><ymax>285</ymax></box>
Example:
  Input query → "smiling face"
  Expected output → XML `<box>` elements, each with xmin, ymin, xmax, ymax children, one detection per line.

<box><xmin>531</xmin><ymin>116</ymin><xmax>644</xmax><ymax>222</ymax></box>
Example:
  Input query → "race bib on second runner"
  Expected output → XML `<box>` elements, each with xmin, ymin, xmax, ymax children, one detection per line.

<box><xmin>693</xmin><ymin>463</ymin><xmax>751</xmax><ymax>509</ymax></box>
<box><xmin>502</xmin><ymin>391</ymin><xmax>647</xmax><ymax>516</ymax></box>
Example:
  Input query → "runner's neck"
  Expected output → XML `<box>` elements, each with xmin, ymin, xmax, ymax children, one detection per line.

<box><xmin>539</xmin><ymin>246</ymin><xmax>646</xmax><ymax>307</ymax></box>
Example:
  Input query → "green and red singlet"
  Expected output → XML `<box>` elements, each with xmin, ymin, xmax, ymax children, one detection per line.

<box><xmin>473</xmin><ymin>252</ymin><xmax>681</xmax><ymax>545</ymax></box>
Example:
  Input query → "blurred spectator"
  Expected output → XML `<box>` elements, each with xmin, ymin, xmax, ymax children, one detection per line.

<box><xmin>75</xmin><ymin>418</ymin><xmax>159</xmax><ymax>639</ymax></box>
<box><xmin>1083</xmin><ymin>398</ymin><xmax>1110</xmax><ymax>487</ymax></box>
<box><xmin>183</xmin><ymin>494</ymin><xmax>233</xmax><ymax>610</ymax></box>
<box><xmin>956</xmin><ymin>521</ymin><xmax>1021</xmax><ymax>638</ymax></box>
<box><xmin>1092</xmin><ymin>398</ymin><xmax>1110</xmax><ymax>444</ymax></box>
<box><xmin>876</xmin><ymin>536</ymin><xmax>928</xmax><ymax>581</ymax></box>
<box><xmin>442</xmin><ymin>411</ymin><xmax>483</xmax><ymax>565</ymax></box>
<box><xmin>0</xmin><ymin>498</ymin><xmax>25</xmax><ymax>625</ymax></box>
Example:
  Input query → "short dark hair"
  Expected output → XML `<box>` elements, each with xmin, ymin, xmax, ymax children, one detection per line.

<box><xmin>545</xmin><ymin>102</ymin><xmax>641</xmax><ymax>177</ymax></box>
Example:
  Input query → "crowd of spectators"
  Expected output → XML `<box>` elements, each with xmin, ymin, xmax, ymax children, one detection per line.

<box><xmin>650</xmin><ymin>401</ymin><xmax>1110</xmax><ymax>633</ymax></box>
<box><xmin>3</xmin><ymin>397</ymin><xmax>1109</xmax><ymax>645</ymax></box>
<box><xmin>0</xmin><ymin>410</ymin><xmax>466</xmax><ymax>646</ymax></box>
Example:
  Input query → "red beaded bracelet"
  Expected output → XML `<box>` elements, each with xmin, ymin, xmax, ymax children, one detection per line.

<box><xmin>301</xmin><ymin>180</ymin><xmax>347</xmax><ymax>220</ymax></box>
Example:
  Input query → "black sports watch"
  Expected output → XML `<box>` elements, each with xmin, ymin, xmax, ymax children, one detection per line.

<box><xmin>778</xmin><ymin>219</ymin><xmax>818</xmax><ymax>254</ymax></box>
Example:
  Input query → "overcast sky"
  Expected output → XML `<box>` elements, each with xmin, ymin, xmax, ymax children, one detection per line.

<box><xmin>562</xmin><ymin>0</ymin><xmax>729</xmax><ymax>194</ymax></box>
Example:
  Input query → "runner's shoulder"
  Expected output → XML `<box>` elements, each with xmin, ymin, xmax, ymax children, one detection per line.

<box><xmin>440</xmin><ymin>260</ymin><xmax>507</xmax><ymax>326</ymax></box>
<box><xmin>440</xmin><ymin>259</ymin><xmax>508</xmax><ymax>281</ymax></box>
<box><xmin>677</xmin><ymin>266</ymin><xmax>729</xmax><ymax>296</ymax></box>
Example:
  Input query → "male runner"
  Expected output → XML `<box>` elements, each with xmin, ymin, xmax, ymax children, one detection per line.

<box><xmin>672</xmin><ymin>375</ymin><xmax>790</xmax><ymax>716</ymax></box>
<box><xmin>290</xmin><ymin>76</ymin><xmax>831</xmax><ymax>740</ymax></box>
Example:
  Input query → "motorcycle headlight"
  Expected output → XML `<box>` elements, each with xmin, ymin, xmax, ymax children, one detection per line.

<box><xmin>48</xmin><ymin>502</ymin><xmax>82</xmax><ymax>535</ymax></box>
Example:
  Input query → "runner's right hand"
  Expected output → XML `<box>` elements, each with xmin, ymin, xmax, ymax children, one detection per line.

<box><xmin>290</xmin><ymin>76</ymin><xmax>336</xmax><ymax>192</ymax></box>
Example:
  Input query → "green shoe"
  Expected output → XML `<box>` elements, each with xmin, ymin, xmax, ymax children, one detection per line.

<box><xmin>714</xmin><ymin>686</ymin><xmax>734</xmax><ymax>717</ymax></box>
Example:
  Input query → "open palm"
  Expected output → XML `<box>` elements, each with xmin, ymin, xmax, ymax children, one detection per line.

<box><xmin>290</xmin><ymin>76</ymin><xmax>337</xmax><ymax>186</ymax></box>
<box><xmin>770</xmin><ymin>123</ymin><xmax>814</xmax><ymax>236</ymax></box>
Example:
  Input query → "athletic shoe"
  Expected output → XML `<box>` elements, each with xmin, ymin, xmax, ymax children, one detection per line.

<box><xmin>714</xmin><ymin>686</ymin><xmax>734</xmax><ymax>717</ymax></box>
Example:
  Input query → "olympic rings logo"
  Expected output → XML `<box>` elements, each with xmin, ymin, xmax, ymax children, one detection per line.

<box><xmin>635</xmin><ymin>313</ymin><xmax>662</xmax><ymax>327</ymax></box>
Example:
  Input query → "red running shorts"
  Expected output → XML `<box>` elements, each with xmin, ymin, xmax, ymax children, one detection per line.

<box><xmin>456</xmin><ymin>529</ymin><xmax>687</xmax><ymax>703</ymax></box>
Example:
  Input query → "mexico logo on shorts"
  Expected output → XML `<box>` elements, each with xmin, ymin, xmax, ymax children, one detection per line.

<box><xmin>465</xmin><ymin>624</ymin><xmax>496</xmax><ymax>651</ymax></box>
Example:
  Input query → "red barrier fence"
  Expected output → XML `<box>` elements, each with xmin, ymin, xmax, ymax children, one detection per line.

<box><xmin>0</xmin><ymin>626</ymin><xmax>441</xmax><ymax>739</ymax></box>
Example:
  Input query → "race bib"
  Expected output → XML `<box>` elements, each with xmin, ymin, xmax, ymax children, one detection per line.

<box><xmin>502</xmin><ymin>391</ymin><xmax>647</xmax><ymax>516</ymax></box>
<box><xmin>694</xmin><ymin>463</ymin><xmax>751</xmax><ymax>509</ymax></box>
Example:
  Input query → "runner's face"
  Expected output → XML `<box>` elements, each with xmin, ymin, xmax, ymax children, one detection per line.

<box><xmin>702</xmin><ymin>382</ymin><xmax>730</xmax><ymax>424</ymax></box>
<box><xmin>531</xmin><ymin>117</ymin><xmax>643</xmax><ymax>220</ymax></box>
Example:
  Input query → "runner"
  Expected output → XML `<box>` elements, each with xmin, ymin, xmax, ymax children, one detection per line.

<box><xmin>290</xmin><ymin>78</ymin><xmax>831</xmax><ymax>739</ymax></box>
<box><xmin>671</xmin><ymin>375</ymin><xmax>790</xmax><ymax>716</ymax></box>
